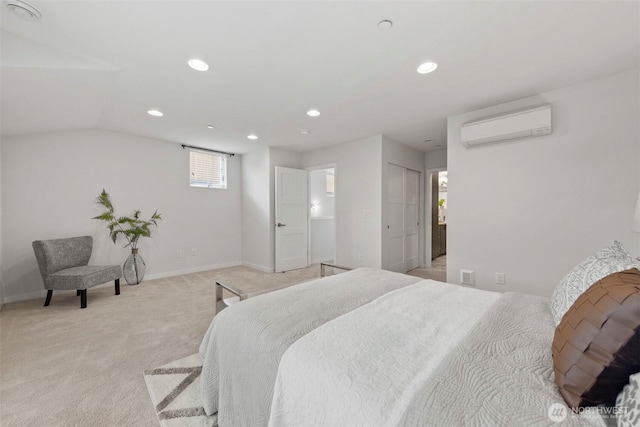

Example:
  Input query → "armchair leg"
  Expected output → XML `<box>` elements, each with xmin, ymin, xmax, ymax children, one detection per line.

<box><xmin>80</xmin><ymin>289</ymin><xmax>87</xmax><ymax>309</ymax></box>
<box><xmin>44</xmin><ymin>290</ymin><xmax>53</xmax><ymax>306</ymax></box>
<box><xmin>115</xmin><ymin>279</ymin><xmax>120</xmax><ymax>295</ymax></box>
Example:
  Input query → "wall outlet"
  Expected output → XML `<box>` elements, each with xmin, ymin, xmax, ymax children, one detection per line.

<box><xmin>460</xmin><ymin>269</ymin><xmax>475</xmax><ymax>286</ymax></box>
<box><xmin>496</xmin><ymin>272</ymin><xmax>506</xmax><ymax>285</ymax></box>
<box><xmin>176</xmin><ymin>249</ymin><xmax>183</xmax><ymax>258</ymax></box>
<box><xmin>191</xmin><ymin>248</ymin><xmax>197</xmax><ymax>256</ymax></box>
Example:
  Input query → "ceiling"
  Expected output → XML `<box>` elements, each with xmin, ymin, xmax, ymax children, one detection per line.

<box><xmin>1</xmin><ymin>1</ymin><xmax>638</xmax><ymax>154</ymax></box>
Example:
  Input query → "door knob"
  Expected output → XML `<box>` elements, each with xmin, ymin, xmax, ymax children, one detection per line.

<box><xmin>276</xmin><ymin>223</ymin><xmax>286</xmax><ymax>227</ymax></box>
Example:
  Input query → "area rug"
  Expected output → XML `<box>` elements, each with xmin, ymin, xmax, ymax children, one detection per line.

<box><xmin>144</xmin><ymin>353</ymin><xmax>217</xmax><ymax>427</ymax></box>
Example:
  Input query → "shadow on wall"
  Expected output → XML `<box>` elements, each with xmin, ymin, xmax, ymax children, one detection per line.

<box><xmin>4</xmin><ymin>257</ymin><xmax>42</xmax><ymax>301</ymax></box>
<box><xmin>91</xmin><ymin>226</ymin><xmax>130</xmax><ymax>266</ymax></box>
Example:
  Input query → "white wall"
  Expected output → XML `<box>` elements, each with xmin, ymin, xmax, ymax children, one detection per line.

<box><xmin>425</xmin><ymin>148</ymin><xmax>447</xmax><ymax>170</ymax></box>
<box><xmin>381</xmin><ymin>136</ymin><xmax>425</xmax><ymax>176</ymax></box>
<box><xmin>302</xmin><ymin>136</ymin><xmax>383</xmax><ymax>268</ymax></box>
<box><xmin>447</xmin><ymin>70</ymin><xmax>640</xmax><ymax>297</ymax></box>
<box><xmin>1</xmin><ymin>129</ymin><xmax>242</xmax><ymax>302</ymax></box>
<box><xmin>244</xmin><ymin>137</ymin><xmax>425</xmax><ymax>271</ymax></box>
<box><xmin>310</xmin><ymin>219</ymin><xmax>334</xmax><ymax>264</ymax></box>
<box><xmin>241</xmin><ymin>147</ymin><xmax>272</xmax><ymax>271</ymax></box>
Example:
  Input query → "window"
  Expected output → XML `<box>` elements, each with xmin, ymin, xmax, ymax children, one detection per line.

<box><xmin>326</xmin><ymin>173</ymin><xmax>334</xmax><ymax>196</ymax></box>
<box><xmin>189</xmin><ymin>150</ymin><xmax>227</xmax><ymax>189</ymax></box>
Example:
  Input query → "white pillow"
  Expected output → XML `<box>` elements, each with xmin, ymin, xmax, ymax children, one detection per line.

<box><xmin>550</xmin><ymin>240</ymin><xmax>635</xmax><ymax>326</ymax></box>
<box><xmin>616</xmin><ymin>372</ymin><xmax>640</xmax><ymax>427</ymax></box>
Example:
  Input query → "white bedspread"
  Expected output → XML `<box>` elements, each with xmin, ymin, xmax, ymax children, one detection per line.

<box><xmin>199</xmin><ymin>268</ymin><xmax>423</xmax><ymax>426</ymax></box>
<box><xmin>268</xmin><ymin>281</ymin><xmax>501</xmax><ymax>427</ymax></box>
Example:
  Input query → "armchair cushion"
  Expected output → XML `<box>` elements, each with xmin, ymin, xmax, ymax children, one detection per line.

<box><xmin>48</xmin><ymin>265</ymin><xmax>122</xmax><ymax>291</ymax></box>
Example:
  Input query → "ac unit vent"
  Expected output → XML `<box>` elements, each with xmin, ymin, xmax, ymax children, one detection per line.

<box><xmin>461</xmin><ymin>104</ymin><xmax>552</xmax><ymax>148</ymax></box>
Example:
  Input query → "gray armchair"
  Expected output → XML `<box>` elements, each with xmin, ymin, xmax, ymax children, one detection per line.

<box><xmin>32</xmin><ymin>236</ymin><xmax>122</xmax><ymax>309</ymax></box>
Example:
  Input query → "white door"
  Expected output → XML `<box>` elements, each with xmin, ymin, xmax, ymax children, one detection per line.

<box><xmin>386</xmin><ymin>164</ymin><xmax>406</xmax><ymax>272</ymax></box>
<box><xmin>405</xmin><ymin>169</ymin><xmax>420</xmax><ymax>271</ymax></box>
<box><xmin>275</xmin><ymin>166</ymin><xmax>309</xmax><ymax>272</ymax></box>
<box><xmin>385</xmin><ymin>164</ymin><xmax>421</xmax><ymax>273</ymax></box>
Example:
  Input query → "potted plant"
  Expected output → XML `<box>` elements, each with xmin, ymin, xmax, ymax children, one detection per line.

<box><xmin>93</xmin><ymin>189</ymin><xmax>162</xmax><ymax>285</ymax></box>
<box><xmin>438</xmin><ymin>198</ymin><xmax>446</xmax><ymax>223</ymax></box>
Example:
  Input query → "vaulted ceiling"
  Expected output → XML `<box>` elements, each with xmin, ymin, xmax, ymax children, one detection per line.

<box><xmin>1</xmin><ymin>1</ymin><xmax>638</xmax><ymax>154</ymax></box>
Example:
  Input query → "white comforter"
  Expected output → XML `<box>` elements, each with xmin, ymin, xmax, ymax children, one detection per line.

<box><xmin>199</xmin><ymin>268</ymin><xmax>423</xmax><ymax>426</ymax></box>
<box><xmin>268</xmin><ymin>281</ymin><xmax>500</xmax><ymax>427</ymax></box>
<box><xmin>200</xmin><ymin>269</ymin><xmax>604</xmax><ymax>427</ymax></box>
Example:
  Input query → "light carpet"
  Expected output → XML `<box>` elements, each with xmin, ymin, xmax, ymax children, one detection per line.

<box><xmin>407</xmin><ymin>255</ymin><xmax>446</xmax><ymax>282</ymax></box>
<box><xmin>0</xmin><ymin>264</ymin><xmax>327</xmax><ymax>426</ymax></box>
<box><xmin>144</xmin><ymin>353</ymin><xmax>215</xmax><ymax>427</ymax></box>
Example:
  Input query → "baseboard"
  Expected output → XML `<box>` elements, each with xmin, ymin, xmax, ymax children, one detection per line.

<box><xmin>311</xmin><ymin>257</ymin><xmax>334</xmax><ymax>265</ymax></box>
<box><xmin>2</xmin><ymin>262</ymin><xmax>243</xmax><ymax>304</ymax></box>
<box><xmin>143</xmin><ymin>262</ymin><xmax>242</xmax><ymax>281</ymax></box>
<box><xmin>3</xmin><ymin>287</ymin><xmax>90</xmax><ymax>304</ymax></box>
<box><xmin>241</xmin><ymin>262</ymin><xmax>274</xmax><ymax>273</ymax></box>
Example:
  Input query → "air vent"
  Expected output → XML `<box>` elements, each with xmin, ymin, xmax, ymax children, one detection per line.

<box><xmin>460</xmin><ymin>269</ymin><xmax>475</xmax><ymax>286</ymax></box>
<box><xmin>4</xmin><ymin>0</ymin><xmax>42</xmax><ymax>21</ymax></box>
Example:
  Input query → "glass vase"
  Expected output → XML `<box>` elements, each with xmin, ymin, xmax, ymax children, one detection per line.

<box><xmin>123</xmin><ymin>249</ymin><xmax>146</xmax><ymax>285</ymax></box>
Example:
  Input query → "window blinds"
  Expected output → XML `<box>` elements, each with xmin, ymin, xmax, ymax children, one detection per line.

<box><xmin>189</xmin><ymin>150</ymin><xmax>227</xmax><ymax>189</ymax></box>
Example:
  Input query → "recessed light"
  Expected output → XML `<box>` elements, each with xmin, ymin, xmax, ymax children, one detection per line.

<box><xmin>300</xmin><ymin>129</ymin><xmax>310</xmax><ymax>135</ymax></box>
<box><xmin>5</xmin><ymin>0</ymin><xmax>42</xmax><ymax>21</ymax></box>
<box><xmin>188</xmin><ymin>59</ymin><xmax>209</xmax><ymax>71</ymax></box>
<box><xmin>417</xmin><ymin>62</ymin><xmax>438</xmax><ymax>74</ymax></box>
<box><xmin>207</xmin><ymin>125</ymin><xmax>214</xmax><ymax>129</ymax></box>
<box><xmin>307</xmin><ymin>109</ymin><xmax>320</xmax><ymax>117</ymax></box>
<box><xmin>378</xmin><ymin>20</ymin><xmax>392</xmax><ymax>30</ymax></box>
<box><xmin>247</xmin><ymin>134</ymin><xmax>258</xmax><ymax>140</ymax></box>
<box><xmin>147</xmin><ymin>109</ymin><xmax>163</xmax><ymax>117</ymax></box>
<box><xmin>424</xmin><ymin>139</ymin><xmax>433</xmax><ymax>143</ymax></box>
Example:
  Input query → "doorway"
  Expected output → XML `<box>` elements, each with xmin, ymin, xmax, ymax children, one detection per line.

<box><xmin>431</xmin><ymin>171</ymin><xmax>447</xmax><ymax>259</ymax></box>
<box><xmin>308</xmin><ymin>167</ymin><xmax>336</xmax><ymax>265</ymax></box>
<box><xmin>408</xmin><ymin>170</ymin><xmax>447</xmax><ymax>281</ymax></box>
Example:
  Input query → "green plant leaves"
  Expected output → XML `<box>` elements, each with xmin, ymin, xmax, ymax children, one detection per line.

<box><xmin>93</xmin><ymin>190</ymin><xmax>162</xmax><ymax>249</ymax></box>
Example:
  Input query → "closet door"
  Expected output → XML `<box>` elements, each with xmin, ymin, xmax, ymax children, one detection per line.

<box><xmin>385</xmin><ymin>164</ymin><xmax>421</xmax><ymax>273</ymax></box>
<box><xmin>386</xmin><ymin>164</ymin><xmax>406</xmax><ymax>272</ymax></box>
<box><xmin>404</xmin><ymin>169</ymin><xmax>420</xmax><ymax>271</ymax></box>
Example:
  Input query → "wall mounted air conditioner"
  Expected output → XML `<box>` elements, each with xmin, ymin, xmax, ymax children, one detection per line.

<box><xmin>461</xmin><ymin>104</ymin><xmax>552</xmax><ymax>148</ymax></box>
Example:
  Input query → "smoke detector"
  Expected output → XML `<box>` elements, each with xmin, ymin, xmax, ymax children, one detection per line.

<box><xmin>4</xmin><ymin>0</ymin><xmax>42</xmax><ymax>21</ymax></box>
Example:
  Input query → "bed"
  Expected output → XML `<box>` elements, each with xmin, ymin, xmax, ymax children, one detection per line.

<box><xmin>199</xmin><ymin>265</ymin><xmax>635</xmax><ymax>426</ymax></box>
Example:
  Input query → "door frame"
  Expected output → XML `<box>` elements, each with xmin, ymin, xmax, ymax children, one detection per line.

<box><xmin>305</xmin><ymin>163</ymin><xmax>337</xmax><ymax>266</ymax></box>
<box><xmin>425</xmin><ymin>167</ymin><xmax>447</xmax><ymax>268</ymax></box>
